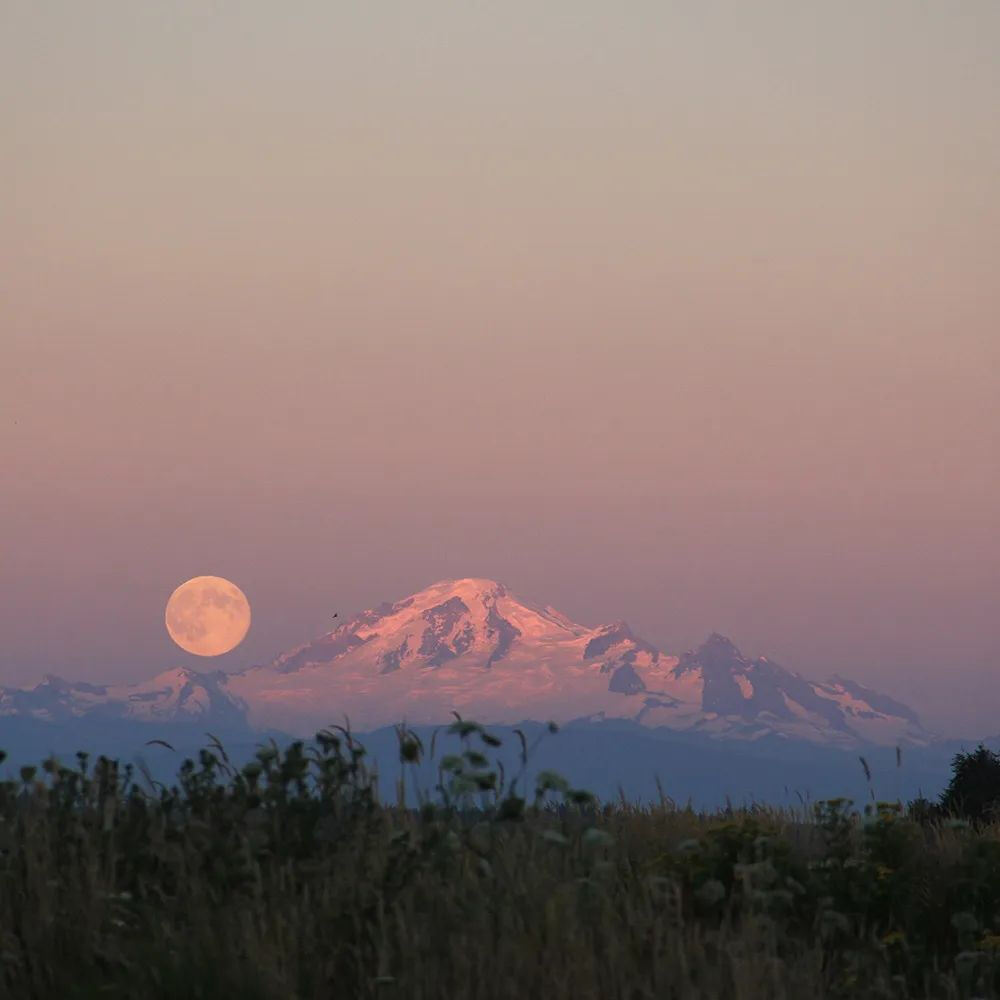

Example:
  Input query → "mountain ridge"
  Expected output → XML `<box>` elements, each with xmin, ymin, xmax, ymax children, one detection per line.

<box><xmin>0</xmin><ymin>578</ymin><xmax>933</xmax><ymax>748</ymax></box>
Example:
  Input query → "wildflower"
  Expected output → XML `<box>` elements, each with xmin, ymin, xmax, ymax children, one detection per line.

<box><xmin>977</xmin><ymin>934</ymin><xmax>1000</xmax><ymax>952</ymax></box>
<box><xmin>694</xmin><ymin>880</ymin><xmax>726</xmax><ymax>906</ymax></box>
<box><xmin>581</xmin><ymin>827</ymin><xmax>615</xmax><ymax>848</ymax></box>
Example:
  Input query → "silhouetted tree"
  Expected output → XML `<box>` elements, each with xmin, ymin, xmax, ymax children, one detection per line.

<box><xmin>937</xmin><ymin>744</ymin><xmax>1000</xmax><ymax>822</ymax></box>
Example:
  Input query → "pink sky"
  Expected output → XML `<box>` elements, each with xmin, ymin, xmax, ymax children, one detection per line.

<box><xmin>2</xmin><ymin>2</ymin><xmax>998</xmax><ymax>735</ymax></box>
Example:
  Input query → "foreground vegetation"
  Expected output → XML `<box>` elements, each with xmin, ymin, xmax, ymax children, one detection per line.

<box><xmin>2</xmin><ymin>724</ymin><xmax>1000</xmax><ymax>999</ymax></box>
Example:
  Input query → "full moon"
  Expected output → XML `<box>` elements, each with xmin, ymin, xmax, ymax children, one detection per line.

<box><xmin>164</xmin><ymin>576</ymin><xmax>251</xmax><ymax>657</ymax></box>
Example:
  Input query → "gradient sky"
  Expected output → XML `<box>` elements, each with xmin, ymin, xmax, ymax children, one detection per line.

<box><xmin>2</xmin><ymin>2</ymin><xmax>998</xmax><ymax>735</ymax></box>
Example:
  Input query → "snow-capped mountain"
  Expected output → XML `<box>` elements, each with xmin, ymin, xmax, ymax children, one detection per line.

<box><xmin>636</xmin><ymin>633</ymin><xmax>928</xmax><ymax>747</ymax></box>
<box><xmin>221</xmin><ymin>578</ymin><xmax>930</xmax><ymax>747</ymax></box>
<box><xmin>0</xmin><ymin>668</ymin><xmax>246</xmax><ymax>726</ymax></box>
<box><xmin>0</xmin><ymin>578</ymin><xmax>932</xmax><ymax>748</ymax></box>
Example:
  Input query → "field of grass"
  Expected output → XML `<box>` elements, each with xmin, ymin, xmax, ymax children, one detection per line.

<box><xmin>2</xmin><ymin>721</ymin><xmax>999</xmax><ymax>999</ymax></box>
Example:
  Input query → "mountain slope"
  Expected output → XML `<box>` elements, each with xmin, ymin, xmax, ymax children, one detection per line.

<box><xmin>0</xmin><ymin>668</ymin><xmax>246</xmax><ymax>726</ymax></box>
<box><xmin>221</xmin><ymin>579</ymin><xmax>930</xmax><ymax>747</ymax></box>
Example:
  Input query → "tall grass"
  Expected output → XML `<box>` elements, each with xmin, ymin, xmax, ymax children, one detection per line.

<box><xmin>0</xmin><ymin>722</ymin><xmax>998</xmax><ymax>999</ymax></box>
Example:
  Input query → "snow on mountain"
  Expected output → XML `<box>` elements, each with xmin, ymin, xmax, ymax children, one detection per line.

<box><xmin>224</xmin><ymin>578</ymin><xmax>662</xmax><ymax>734</ymax></box>
<box><xmin>635</xmin><ymin>633</ymin><xmax>930</xmax><ymax>748</ymax></box>
<box><xmin>221</xmin><ymin>579</ymin><xmax>931</xmax><ymax>747</ymax></box>
<box><xmin>0</xmin><ymin>578</ymin><xmax>931</xmax><ymax>747</ymax></box>
<box><xmin>0</xmin><ymin>668</ymin><xmax>246</xmax><ymax>726</ymax></box>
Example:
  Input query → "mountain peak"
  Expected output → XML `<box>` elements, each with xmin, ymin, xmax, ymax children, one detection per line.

<box><xmin>675</xmin><ymin>633</ymin><xmax>747</xmax><ymax>678</ymax></box>
<box><xmin>700</xmin><ymin>633</ymin><xmax>744</xmax><ymax>655</ymax></box>
<box><xmin>422</xmin><ymin>577</ymin><xmax>509</xmax><ymax>599</ymax></box>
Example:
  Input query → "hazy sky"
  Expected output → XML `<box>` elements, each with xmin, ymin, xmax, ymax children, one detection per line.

<box><xmin>2</xmin><ymin>2</ymin><xmax>998</xmax><ymax>735</ymax></box>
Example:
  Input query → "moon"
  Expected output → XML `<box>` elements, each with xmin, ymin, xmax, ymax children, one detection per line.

<box><xmin>165</xmin><ymin>576</ymin><xmax>251</xmax><ymax>656</ymax></box>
